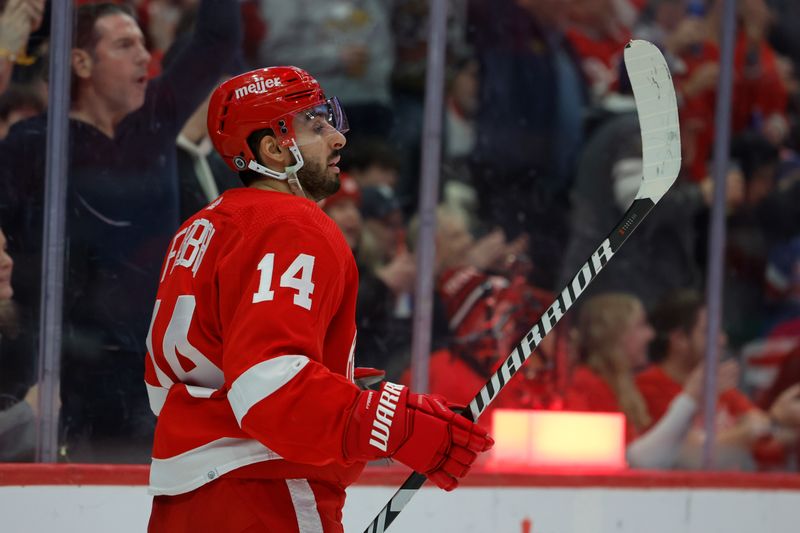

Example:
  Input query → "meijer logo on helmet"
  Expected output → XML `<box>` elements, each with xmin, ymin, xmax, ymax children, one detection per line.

<box><xmin>234</xmin><ymin>77</ymin><xmax>282</xmax><ymax>99</ymax></box>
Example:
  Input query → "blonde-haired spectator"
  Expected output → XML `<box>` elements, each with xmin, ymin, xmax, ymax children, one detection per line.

<box><xmin>566</xmin><ymin>292</ymin><xmax>735</xmax><ymax>469</ymax></box>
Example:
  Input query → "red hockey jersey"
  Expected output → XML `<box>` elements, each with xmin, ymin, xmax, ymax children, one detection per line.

<box><xmin>144</xmin><ymin>188</ymin><xmax>364</xmax><ymax>496</ymax></box>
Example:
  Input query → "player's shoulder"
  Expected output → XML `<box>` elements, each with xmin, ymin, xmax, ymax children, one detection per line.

<box><xmin>203</xmin><ymin>187</ymin><xmax>351</xmax><ymax>255</ymax></box>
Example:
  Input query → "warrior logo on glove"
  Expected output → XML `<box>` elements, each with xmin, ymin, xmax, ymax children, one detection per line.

<box><xmin>345</xmin><ymin>381</ymin><xmax>494</xmax><ymax>491</ymax></box>
<box><xmin>368</xmin><ymin>382</ymin><xmax>404</xmax><ymax>452</ymax></box>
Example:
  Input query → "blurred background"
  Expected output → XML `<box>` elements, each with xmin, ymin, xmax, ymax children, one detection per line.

<box><xmin>0</xmin><ymin>0</ymin><xmax>799</xmax><ymax>477</ymax></box>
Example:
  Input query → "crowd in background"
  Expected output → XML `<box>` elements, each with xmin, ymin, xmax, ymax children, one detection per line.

<box><xmin>0</xmin><ymin>0</ymin><xmax>799</xmax><ymax>471</ymax></box>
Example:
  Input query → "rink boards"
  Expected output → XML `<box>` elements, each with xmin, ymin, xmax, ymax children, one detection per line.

<box><xmin>1</xmin><ymin>465</ymin><xmax>799</xmax><ymax>532</ymax></box>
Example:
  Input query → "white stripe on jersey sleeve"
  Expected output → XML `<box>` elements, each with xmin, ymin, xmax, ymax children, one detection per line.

<box><xmin>228</xmin><ymin>355</ymin><xmax>311</xmax><ymax>425</ymax></box>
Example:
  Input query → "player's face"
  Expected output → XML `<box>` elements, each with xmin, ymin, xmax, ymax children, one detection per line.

<box><xmin>293</xmin><ymin>109</ymin><xmax>347</xmax><ymax>201</ymax></box>
<box><xmin>620</xmin><ymin>304</ymin><xmax>654</xmax><ymax>370</ymax></box>
<box><xmin>79</xmin><ymin>14</ymin><xmax>151</xmax><ymax>119</ymax></box>
<box><xmin>0</xmin><ymin>229</ymin><xmax>14</xmax><ymax>300</ymax></box>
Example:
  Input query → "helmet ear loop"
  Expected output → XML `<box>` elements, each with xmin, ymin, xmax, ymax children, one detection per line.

<box><xmin>285</xmin><ymin>140</ymin><xmax>307</xmax><ymax>199</ymax></box>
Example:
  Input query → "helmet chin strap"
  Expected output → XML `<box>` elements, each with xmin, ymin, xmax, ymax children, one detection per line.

<box><xmin>246</xmin><ymin>140</ymin><xmax>307</xmax><ymax>198</ymax></box>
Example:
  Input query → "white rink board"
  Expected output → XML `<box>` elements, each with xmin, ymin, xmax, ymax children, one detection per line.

<box><xmin>1</xmin><ymin>484</ymin><xmax>799</xmax><ymax>533</ymax></box>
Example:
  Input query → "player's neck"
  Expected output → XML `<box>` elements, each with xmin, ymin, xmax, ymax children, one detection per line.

<box><xmin>250</xmin><ymin>179</ymin><xmax>291</xmax><ymax>195</ymax></box>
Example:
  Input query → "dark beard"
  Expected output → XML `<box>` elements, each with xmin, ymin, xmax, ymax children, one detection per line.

<box><xmin>296</xmin><ymin>159</ymin><xmax>340</xmax><ymax>201</ymax></box>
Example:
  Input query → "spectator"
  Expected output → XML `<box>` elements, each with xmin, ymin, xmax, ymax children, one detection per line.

<box><xmin>0</xmin><ymin>227</ymin><xmax>36</xmax><ymax>461</ymax></box>
<box><xmin>321</xmin><ymin>173</ymin><xmax>414</xmax><ymax>377</ymax></box>
<box><xmin>757</xmin><ymin>348</ymin><xmax>800</xmax><ymax>469</ymax></box>
<box><xmin>635</xmin><ymin>0</ymin><xmax>695</xmax><ymax>61</ymax></box>
<box><xmin>720</xmin><ymin>133</ymin><xmax>780</xmax><ymax>347</ymax></box>
<box><xmin>565</xmin><ymin>292</ymin><xmax>720</xmax><ymax>469</ymax></box>
<box><xmin>238</xmin><ymin>0</ymin><xmax>267</xmax><ymax>66</ymax></box>
<box><xmin>633</xmin><ymin>0</ymin><xmax>720</xmax><ymax>102</ymax></box>
<box><xmin>675</xmin><ymin>0</ymin><xmax>789</xmax><ymax>180</ymax></box>
<box><xmin>402</xmin><ymin>205</ymin><xmax>558</xmax><ymax>428</ymax></box>
<box><xmin>340</xmin><ymin>138</ymin><xmax>401</xmax><ymax>199</ymax></box>
<box><xmin>566</xmin><ymin>0</ymin><xmax>631</xmax><ymax>99</ymax></box>
<box><xmin>0</xmin><ymin>83</ymin><xmax>44</xmax><ymax>139</ymax></box>
<box><xmin>640</xmin><ymin>289</ymin><xmax>782</xmax><ymax>470</ymax></box>
<box><xmin>768</xmin><ymin>0</ymin><xmax>800</xmax><ymax>68</ymax></box>
<box><xmin>161</xmin><ymin>24</ymin><xmax>244</xmax><ymax>219</ymax></box>
<box><xmin>444</xmin><ymin>57</ymin><xmax>478</xmax><ymax>161</ymax></box>
<box><xmin>321</xmin><ymin>172</ymin><xmax>363</xmax><ymax>251</ymax></box>
<box><xmin>388</xmin><ymin>0</ymin><xmax>472</xmax><ymax>211</ymax></box>
<box><xmin>761</xmin><ymin>350</ymin><xmax>800</xmax><ymax>428</ymax></box>
<box><xmin>390</xmin><ymin>0</ymin><xmax>471</xmax><ymax>101</ymax></box>
<box><xmin>355</xmin><ymin>185</ymin><xmax>416</xmax><ymax>377</ymax></box>
<box><xmin>559</xmin><ymin>110</ymin><xmax>744</xmax><ymax>310</ymax></box>
<box><xmin>566</xmin><ymin>292</ymin><xmax>655</xmax><ymax>441</ymax></box>
<box><xmin>138</xmin><ymin>0</ymin><xmax>183</xmax><ymax>77</ymax></box>
<box><xmin>359</xmin><ymin>185</ymin><xmax>407</xmax><ymax>267</ymax></box>
<box><xmin>468</xmin><ymin>0</ymin><xmax>588</xmax><ymax>289</ymax></box>
<box><xmin>441</xmin><ymin>57</ymin><xmax>479</xmax><ymax>220</ymax></box>
<box><xmin>0</xmin><ymin>0</ymin><xmax>44</xmax><ymax>95</ymax></box>
<box><xmin>0</xmin><ymin>1</ymin><xmax>240</xmax><ymax>461</ymax></box>
<box><xmin>258</xmin><ymin>0</ymin><xmax>394</xmax><ymax>140</ymax></box>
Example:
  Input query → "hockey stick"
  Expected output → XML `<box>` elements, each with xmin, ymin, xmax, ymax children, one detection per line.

<box><xmin>361</xmin><ymin>40</ymin><xmax>680</xmax><ymax>533</ymax></box>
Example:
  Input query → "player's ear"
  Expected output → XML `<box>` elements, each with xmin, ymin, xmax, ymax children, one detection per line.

<box><xmin>258</xmin><ymin>134</ymin><xmax>290</xmax><ymax>167</ymax></box>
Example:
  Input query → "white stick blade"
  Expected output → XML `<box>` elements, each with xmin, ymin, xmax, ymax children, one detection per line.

<box><xmin>624</xmin><ymin>39</ymin><xmax>681</xmax><ymax>203</ymax></box>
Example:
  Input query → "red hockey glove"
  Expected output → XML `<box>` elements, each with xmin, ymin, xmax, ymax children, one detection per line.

<box><xmin>344</xmin><ymin>381</ymin><xmax>494</xmax><ymax>491</ymax></box>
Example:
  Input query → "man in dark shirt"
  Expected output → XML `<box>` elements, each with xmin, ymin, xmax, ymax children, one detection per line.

<box><xmin>468</xmin><ymin>0</ymin><xmax>588</xmax><ymax>289</ymax></box>
<box><xmin>0</xmin><ymin>1</ymin><xmax>240</xmax><ymax>461</ymax></box>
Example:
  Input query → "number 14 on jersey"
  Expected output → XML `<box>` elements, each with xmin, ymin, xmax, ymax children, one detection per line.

<box><xmin>253</xmin><ymin>253</ymin><xmax>316</xmax><ymax>310</ymax></box>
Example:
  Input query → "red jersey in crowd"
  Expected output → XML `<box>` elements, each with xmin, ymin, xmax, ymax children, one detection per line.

<box><xmin>564</xmin><ymin>365</ymin><xmax>640</xmax><ymax>443</ymax></box>
<box><xmin>566</xmin><ymin>28</ymin><xmax>630</xmax><ymax>96</ymax></box>
<box><xmin>635</xmin><ymin>364</ymin><xmax>789</xmax><ymax>468</ymax></box>
<box><xmin>401</xmin><ymin>266</ymin><xmax>558</xmax><ymax>429</ymax></box>
<box><xmin>403</xmin><ymin>349</ymin><xmax>552</xmax><ymax>431</ymax></box>
<box><xmin>677</xmin><ymin>31</ymin><xmax>787</xmax><ymax>181</ymax></box>
<box><xmin>144</xmin><ymin>188</ymin><xmax>364</xmax><ymax>497</ymax></box>
<box><xmin>635</xmin><ymin>365</ymin><xmax>754</xmax><ymax>429</ymax></box>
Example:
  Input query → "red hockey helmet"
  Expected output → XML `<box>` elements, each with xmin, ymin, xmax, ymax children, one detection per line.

<box><xmin>207</xmin><ymin>66</ymin><xmax>348</xmax><ymax>179</ymax></box>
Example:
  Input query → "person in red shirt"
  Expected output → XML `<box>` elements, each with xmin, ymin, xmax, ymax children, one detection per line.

<box><xmin>641</xmin><ymin>288</ymin><xmax>779</xmax><ymax>470</ymax></box>
<box><xmin>144</xmin><ymin>67</ymin><xmax>493</xmax><ymax>533</ymax></box>
<box><xmin>565</xmin><ymin>292</ymin><xmax>715</xmax><ymax>468</ymax></box>
<box><xmin>757</xmin><ymin>348</ymin><xmax>800</xmax><ymax>470</ymax></box>
<box><xmin>319</xmin><ymin>172</ymin><xmax>362</xmax><ymax>251</ymax></box>
<box><xmin>669</xmin><ymin>0</ymin><xmax>789</xmax><ymax>181</ymax></box>
<box><xmin>566</xmin><ymin>0</ymin><xmax>631</xmax><ymax>98</ymax></box>
<box><xmin>401</xmin><ymin>206</ymin><xmax>558</xmax><ymax>428</ymax></box>
<box><xmin>422</xmin><ymin>265</ymin><xmax>560</xmax><ymax>429</ymax></box>
<box><xmin>565</xmin><ymin>293</ymin><xmax>656</xmax><ymax>442</ymax></box>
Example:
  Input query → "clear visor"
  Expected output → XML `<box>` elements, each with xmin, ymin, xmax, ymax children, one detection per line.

<box><xmin>288</xmin><ymin>96</ymin><xmax>349</xmax><ymax>147</ymax></box>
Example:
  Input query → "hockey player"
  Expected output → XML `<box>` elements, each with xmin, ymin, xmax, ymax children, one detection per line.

<box><xmin>145</xmin><ymin>66</ymin><xmax>493</xmax><ymax>532</ymax></box>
